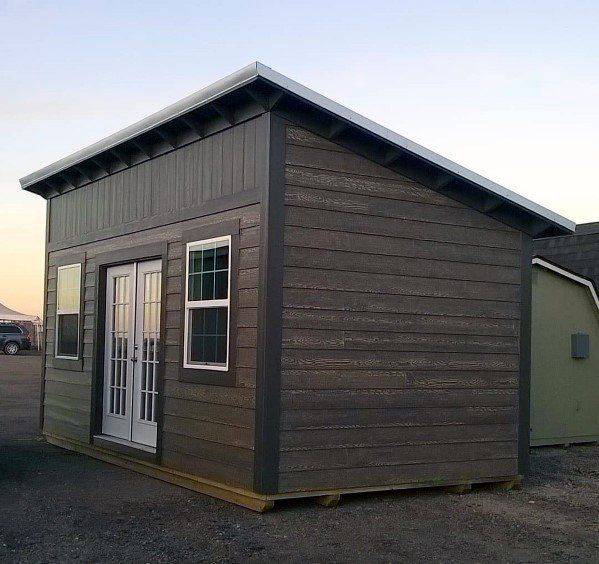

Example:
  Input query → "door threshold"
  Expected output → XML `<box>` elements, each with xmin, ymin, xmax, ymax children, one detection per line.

<box><xmin>94</xmin><ymin>434</ymin><xmax>156</xmax><ymax>454</ymax></box>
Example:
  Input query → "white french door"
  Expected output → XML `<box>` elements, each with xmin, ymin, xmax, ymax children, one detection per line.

<box><xmin>102</xmin><ymin>260</ymin><xmax>161</xmax><ymax>448</ymax></box>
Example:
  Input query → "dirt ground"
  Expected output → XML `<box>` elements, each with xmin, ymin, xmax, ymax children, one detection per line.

<box><xmin>1</xmin><ymin>355</ymin><xmax>598</xmax><ymax>563</ymax></box>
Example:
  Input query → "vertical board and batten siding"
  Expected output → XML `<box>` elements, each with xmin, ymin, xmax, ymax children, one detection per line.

<box><xmin>42</xmin><ymin>116</ymin><xmax>267</xmax><ymax>490</ymax></box>
<box><xmin>278</xmin><ymin>125</ymin><xmax>522</xmax><ymax>492</ymax></box>
<box><xmin>48</xmin><ymin>118</ymin><xmax>264</xmax><ymax>246</ymax></box>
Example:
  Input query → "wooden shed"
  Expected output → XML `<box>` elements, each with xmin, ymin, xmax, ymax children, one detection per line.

<box><xmin>21</xmin><ymin>62</ymin><xmax>574</xmax><ymax>511</ymax></box>
<box><xmin>531</xmin><ymin>258</ymin><xmax>599</xmax><ymax>446</ymax></box>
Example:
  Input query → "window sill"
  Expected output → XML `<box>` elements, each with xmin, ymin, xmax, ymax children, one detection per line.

<box><xmin>51</xmin><ymin>357</ymin><xmax>84</xmax><ymax>371</ymax></box>
<box><xmin>179</xmin><ymin>365</ymin><xmax>237</xmax><ymax>386</ymax></box>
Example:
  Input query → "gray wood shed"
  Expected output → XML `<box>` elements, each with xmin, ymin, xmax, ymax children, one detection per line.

<box><xmin>21</xmin><ymin>62</ymin><xmax>574</xmax><ymax>510</ymax></box>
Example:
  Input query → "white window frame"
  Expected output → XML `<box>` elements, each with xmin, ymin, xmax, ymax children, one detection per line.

<box><xmin>183</xmin><ymin>235</ymin><xmax>231</xmax><ymax>371</ymax></box>
<box><xmin>55</xmin><ymin>263</ymin><xmax>82</xmax><ymax>360</ymax></box>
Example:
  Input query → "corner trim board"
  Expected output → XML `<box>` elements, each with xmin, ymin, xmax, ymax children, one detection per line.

<box><xmin>519</xmin><ymin>234</ymin><xmax>532</xmax><ymax>474</ymax></box>
<box><xmin>39</xmin><ymin>201</ymin><xmax>51</xmax><ymax>431</ymax></box>
<box><xmin>253</xmin><ymin>112</ymin><xmax>285</xmax><ymax>494</ymax></box>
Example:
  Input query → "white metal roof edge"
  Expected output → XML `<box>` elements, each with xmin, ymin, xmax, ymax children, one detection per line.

<box><xmin>255</xmin><ymin>63</ymin><xmax>574</xmax><ymax>232</ymax></box>
<box><xmin>20</xmin><ymin>61</ymin><xmax>576</xmax><ymax>233</ymax></box>
<box><xmin>19</xmin><ymin>62</ymin><xmax>262</xmax><ymax>189</ymax></box>
<box><xmin>532</xmin><ymin>257</ymin><xmax>599</xmax><ymax>312</ymax></box>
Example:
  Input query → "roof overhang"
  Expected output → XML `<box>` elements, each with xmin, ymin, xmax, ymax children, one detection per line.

<box><xmin>20</xmin><ymin>62</ymin><xmax>575</xmax><ymax>237</ymax></box>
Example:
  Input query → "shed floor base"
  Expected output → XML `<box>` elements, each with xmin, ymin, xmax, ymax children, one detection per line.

<box><xmin>45</xmin><ymin>434</ymin><xmax>274</xmax><ymax>512</ymax></box>
<box><xmin>45</xmin><ymin>434</ymin><xmax>522</xmax><ymax>512</ymax></box>
<box><xmin>531</xmin><ymin>436</ymin><xmax>599</xmax><ymax>447</ymax></box>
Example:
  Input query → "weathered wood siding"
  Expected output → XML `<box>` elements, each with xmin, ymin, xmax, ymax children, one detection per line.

<box><xmin>278</xmin><ymin>126</ymin><xmax>522</xmax><ymax>492</ymax></box>
<box><xmin>534</xmin><ymin>225</ymin><xmax>599</xmax><ymax>288</ymax></box>
<box><xmin>42</xmin><ymin>116</ymin><xmax>267</xmax><ymax>490</ymax></box>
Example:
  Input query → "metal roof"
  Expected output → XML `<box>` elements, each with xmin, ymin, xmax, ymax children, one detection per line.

<box><xmin>20</xmin><ymin>61</ymin><xmax>575</xmax><ymax>233</ymax></box>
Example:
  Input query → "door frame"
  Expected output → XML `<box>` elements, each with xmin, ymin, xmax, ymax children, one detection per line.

<box><xmin>90</xmin><ymin>242</ymin><xmax>168</xmax><ymax>463</ymax></box>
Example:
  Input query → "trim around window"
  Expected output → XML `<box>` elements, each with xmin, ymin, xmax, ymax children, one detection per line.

<box><xmin>179</xmin><ymin>219</ymin><xmax>239</xmax><ymax>386</ymax></box>
<box><xmin>55</xmin><ymin>263</ymin><xmax>82</xmax><ymax>360</ymax></box>
<box><xmin>50</xmin><ymin>252</ymin><xmax>85</xmax><ymax>371</ymax></box>
<box><xmin>183</xmin><ymin>235</ymin><xmax>232</xmax><ymax>371</ymax></box>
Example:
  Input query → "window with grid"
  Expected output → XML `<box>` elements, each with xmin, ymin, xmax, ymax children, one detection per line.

<box><xmin>55</xmin><ymin>263</ymin><xmax>81</xmax><ymax>359</ymax></box>
<box><xmin>184</xmin><ymin>236</ymin><xmax>231</xmax><ymax>370</ymax></box>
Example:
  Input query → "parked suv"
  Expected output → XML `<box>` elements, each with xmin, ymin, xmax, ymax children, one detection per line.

<box><xmin>0</xmin><ymin>323</ymin><xmax>32</xmax><ymax>355</ymax></box>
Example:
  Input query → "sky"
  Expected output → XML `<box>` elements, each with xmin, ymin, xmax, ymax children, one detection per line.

<box><xmin>1</xmin><ymin>0</ymin><xmax>599</xmax><ymax>316</ymax></box>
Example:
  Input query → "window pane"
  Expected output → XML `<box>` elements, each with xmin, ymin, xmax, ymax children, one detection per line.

<box><xmin>215</xmin><ymin>245</ymin><xmax>229</xmax><ymax>270</ymax></box>
<box><xmin>217</xmin><ymin>307</ymin><xmax>228</xmax><ymax>332</ymax></box>
<box><xmin>57</xmin><ymin>265</ymin><xmax>81</xmax><ymax>312</ymax></box>
<box><xmin>190</xmin><ymin>335</ymin><xmax>203</xmax><ymax>362</ymax></box>
<box><xmin>187</xmin><ymin>240</ymin><xmax>229</xmax><ymax>304</ymax></box>
<box><xmin>188</xmin><ymin>307</ymin><xmax>228</xmax><ymax>366</ymax></box>
<box><xmin>214</xmin><ymin>270</ymin><xmax>228</xmax><ymax>300</ymax></box>
<box><xmin>57</xmin><ymin>314</ymin><xmax>78</xmax><ymax>357</ymax></box>
<box><xmin>189</xmin><ymin>309</ymin><xmax>205</xmax><ymax>363</ymax></box>
<box><xmin>188</xmin><ymin>273</ymin><xmax>202</xmax><ymax>301</ymax></box>
<box><xmin>204</xmin><ymin>308</ymin><xmax>217</xmax><ymax>333</ymax></box>
<box><xmin>202</xmin><ymin>247</ymin><xmax>215</xmax><ymax>272</ymax></box>
<box><xmin>216</xmin><ymin>336</ymin><xmax>227</xmax><ymax>364</ymax></box>
<box><xmin>189</xmin><ymin>250</ymin><xmax>202</xmax><ymax>274</ymax></box>
<box><xmin>202</xmin><ymin>272</ymin><xmax>214</xmax><ymax>301</ymax></box>
<box><xmin>203</xmin><ymin>336</ymin><xmax>216</xmax><ymax>363</ymax></box>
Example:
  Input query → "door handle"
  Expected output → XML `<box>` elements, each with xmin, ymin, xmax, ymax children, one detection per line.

<box><xmin>131</xmin><ymin>356</ymin><xmax>138</xmax><ymax>363</ymax></box>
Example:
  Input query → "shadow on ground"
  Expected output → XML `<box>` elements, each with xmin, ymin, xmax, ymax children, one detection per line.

<box><xmin>1</xmin><ymin>355</ymin><xmax>598</xmax><ymax>562</ymax></box>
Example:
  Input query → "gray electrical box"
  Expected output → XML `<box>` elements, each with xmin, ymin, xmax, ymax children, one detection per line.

<box><xmin>571</xmin><ymin>332</ymin><xmax>589</xmax><ymax>359</ymax></box>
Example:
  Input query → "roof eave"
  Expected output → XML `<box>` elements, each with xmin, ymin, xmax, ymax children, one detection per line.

<box><xmin>255</xmin><ymin>63</ymin><xmax>575</xmax><ymax>234</ymax></box>
<box><xmin>19</xmin><ymin>62</ymin><xmax>262</xmax><ymax>190</ymax></box>
<box><xmin>20</xmin><ymin>61</ymin><xmax>575</xmax><ymax>235</ymax></box>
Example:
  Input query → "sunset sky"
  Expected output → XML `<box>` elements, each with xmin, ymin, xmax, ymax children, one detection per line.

<box><xmin>2</xmin><ymin>0</ymin><xmax>599</xmax><ymax>317</ymax></box>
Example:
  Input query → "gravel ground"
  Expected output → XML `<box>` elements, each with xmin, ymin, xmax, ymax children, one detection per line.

<box><xmin>1</xmin><ymin>355</ymin><xmax>598</xmax><ymax>562</ymax></box>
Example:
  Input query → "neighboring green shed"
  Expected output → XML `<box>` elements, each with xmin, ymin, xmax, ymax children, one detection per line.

<box><xmin>531</xmin><ymin>257</ymin><xmax>599</xmax><ymax>446</ymax></box>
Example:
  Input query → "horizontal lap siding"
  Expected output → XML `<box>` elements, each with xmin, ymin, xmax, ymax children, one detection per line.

<box><xmin>278</xmin><ymin>125</ymin><xmax>522</xmax><ymax>492</ymax></box>
<box><xmin>44</xmin><ymin>205</ymin><xmax>261</xmax><ymax>489</ymax></box>
<box><xmin>43</xmin><ymin>263</ymin><xmax>91</xmax><ymax>442</ymax></box>
<box><xmin>161</xmin><ymin>208</ymin><xmax>260</xmax><ymax>488</ymax></box>
<box><xmin>43</xmin><ymin>116</ymin><xmax>266</xmax><ymax>490</ymax></box>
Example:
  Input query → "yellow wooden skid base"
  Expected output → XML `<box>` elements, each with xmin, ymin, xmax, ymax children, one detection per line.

<box><xmin>486</xmin><ymin>476</ymin><xmax>522</xmax><ymax>491</ymax></box>
<box><xmin>45</xmin><ymin>434</ymin><xmax>523</xmax><ymax>512</ymax></box>
<box><xmin>45</xmin><ymin>434</ymin><xmax>274</xmax><ymax>513</ymax></box>
<box><xmin>444</xmin><ymin>483</ymin><xmax>472</xmax><ymax>494</ymax></box>
<box><xmin>315</xmin><ymin>493</ymin><xmax>341</xmax><ymax>507</ymax></box>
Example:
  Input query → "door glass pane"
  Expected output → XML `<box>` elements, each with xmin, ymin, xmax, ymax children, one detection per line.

<box><xmin>108</xmin><ymin>275</ymin><xmax>129</xmax><ymax>416</ymax></box>
<box><xmin>139</xmin><ymin>270</ymin><xmax>160</xmax><ymax>423</ymax></box>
